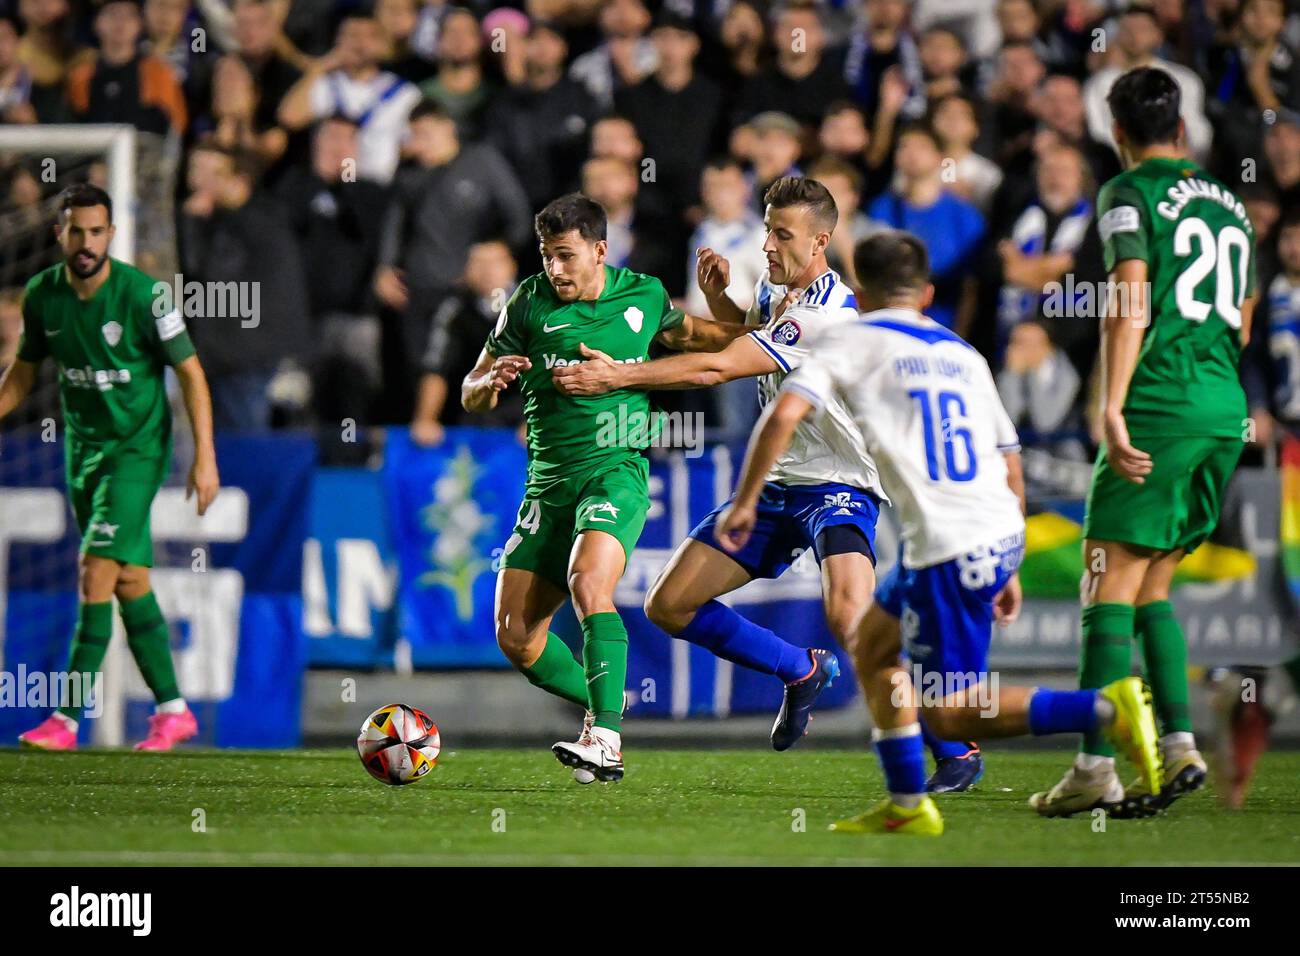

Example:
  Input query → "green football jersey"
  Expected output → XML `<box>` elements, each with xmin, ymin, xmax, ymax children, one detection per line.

<box><xmin>485</xmin><ymin>265</ymin><xmax>684</xmax><ymax>490</ymax></box>
<box><xmin>1097</xmin><ymin>157</ymin><xmax>1255</xmax><ymax>438</ymax></box>
<box><xmin>16</xmin><ymin>259</ymin><xmax>196</xmax><ymax>455</ymax></box>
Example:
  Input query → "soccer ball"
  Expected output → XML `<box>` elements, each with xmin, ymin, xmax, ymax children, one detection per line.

<box><xmin>357</xmin><ymin>703</ymin><xmax>441</xmax><ymax>785</ymax></box>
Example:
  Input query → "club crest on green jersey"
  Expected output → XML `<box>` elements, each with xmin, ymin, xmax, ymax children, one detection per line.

<box><xmin>102</xmin><ymin>321</ymin><xmax>123</xmax><ymax>347</ymax></box>
<box><xmin>624</xmin><ymin>306</ymin><xmax>643</xmax><ymax>332</ymax></box>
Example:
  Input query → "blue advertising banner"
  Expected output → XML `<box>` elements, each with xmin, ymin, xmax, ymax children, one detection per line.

<box><xmin>0</xmin><ymin>433</ymin><xmax>312</xmax><ymax>748</ymax></box>
<box><xmin>381</xmin><ymin>426</ymin><xmax>526</xmax><ymax>667</ymax></box>
<box><xmin>6</xmin><ymin>427</ymin><xmax>1292</xmax><ymax>747</ymax></box>
<box><xmin>303</xmin><ymin>467</ymin><xmax>397</xmax><ymax>669</ymax></box>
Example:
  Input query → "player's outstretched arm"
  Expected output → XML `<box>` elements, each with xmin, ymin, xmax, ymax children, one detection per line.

<box><xmin>714</xmin><ymin>390</ymin><xmax>814</xmax><ymax>554</ymax></box>
<box><xmin>0</xmin><ymin>359</ymin><xmax>36</xmax><ymax>420</ymax></box>
<box><xmin>655</xmin><ymin>312</ymin><xmax>752</xmax><ymax>353</ymax></box>
<box><xmin>462</xmin><ymin>347</ymin><xmax>530</xmax><ymax>414</ymax></box>
<box><xmin>174</xmin><ymin>355</ymin><xmax>220</xmax><ymax>516</ymax></box>
<box><xmin>1100</xmin><ymin>258</ymin><xmax>1153</xmax><ymax>484</ymax></box>
<box><xmin>552</xmin><ymin>335</ymin><xmax>776</xmax><ymax>396</ymax></box>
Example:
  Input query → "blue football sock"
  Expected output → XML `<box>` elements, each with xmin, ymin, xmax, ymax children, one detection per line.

<box><xmin>675</xmin><ymin>600</ymin><xmax>811</xmax><ymax>683</ymax></box>
<box><xmin>921</xmin><ymin>717</ymin><xmax>973</xmax><ymax>760</ymax></box>
<box><xmin>1028</xmin><ymin>688</ymin><xmax>1101</xmax><ymax>736</ymax></box>
<box><xmin>874</xmin><ymin>724</ymin><xmax>927</xmax><ymax>797</ymax></box>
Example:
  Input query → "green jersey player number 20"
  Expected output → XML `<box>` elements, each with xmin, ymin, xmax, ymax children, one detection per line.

<box><xmin>1033</xmin><ymin>68</ymin><xmax>1257</xmax><ymax>819</ymax></box>
<box><xmin>460</xmin><ymin>193</ymin><xmax>746</xmax><ymax>783</ymax></box>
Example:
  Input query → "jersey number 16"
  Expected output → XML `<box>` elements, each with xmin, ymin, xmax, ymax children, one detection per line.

<box><xmin>909</xmin><ymin>388</ymin><xmax>977</xmax><ymax>483</ymax></box>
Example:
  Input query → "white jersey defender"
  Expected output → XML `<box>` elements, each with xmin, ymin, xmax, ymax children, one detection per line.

<box><xmin>745</xmin><ymin>269</ymin><xmax>887</xmax><ymax>500</ymax></box>
<box><xmin>783</xmin><ymin>307</ymin><xmax>1024</xmax><ymax>569</ymax></box>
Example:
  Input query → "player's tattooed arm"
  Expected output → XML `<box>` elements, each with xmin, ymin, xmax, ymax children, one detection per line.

<box><xmin>655</xmin><ymin>311</ymin><xmax>751</xmax><ymax>353</ymax></box>
<box><xmin>462</xmin><ymin>347</ymin><xmax>531</xmax><ymax>413</ymax></box>
<box><xmin>174</xmin><ymin>355</ymin><xmax>220</xmax><ymax>516</ymax></box>
<box><xmin>714</xmin><ymin>390</ymin><xmax>813</xmax><ymax>553</ymax></box>
<box><xmin>1099</xmin><ymin>258</ymin><xmax>1153</xmax><ymax>484</ymax></box>
<box><xmin>0</xmin><ymin>359</ymin><xmax>37</xmax><ymax>420</ymax></box>
<box><xmin>552</xmin><ymin>335</ymin><xmax>776</xmax><ymax>396</ymax></box>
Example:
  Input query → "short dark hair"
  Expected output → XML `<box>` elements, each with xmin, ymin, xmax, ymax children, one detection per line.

<box><xmin>823</xmin><ymin>99</ymin><xmax>866</xmax><ymax>122</ymax></box>
<box><xmin>763</xmin><ymin>176</ymin><xmax>838</xmax><ymax>234</ymax></box>
<box><xmin>1120</xmin><ymin>2</ymin><xmax>1160</xmax><ymax>25</ymax></box>
<box><xmin>409</xmin><ymin>99</ymin><xmax>452</xmax><ymax>124</ymax></box>
<box><xmin>926</xmin><ymin>91</ymin><xmax>977</xmax><ymax>127</ymax></box>
<box><xmin>316</xmin><ymin>113</ymin><xmax>359</xmax><ymax>132</ymax></box>
<box><xmin>807</xmin><ymin>156</ymin><xmax>863</xmax><ymax>196</ymax></box>
<box><xmin>703</xmin><ymin>155</ymin><xmax>745</xmax><ymax>176</ymax></box>
<box><xmin>921</xmin><ymin>25</ymin><xmax>965</xmax><ymax>50</ymax></box>
<box><xmin>854</xmin><ymin>231</ymin><xmax>930</xmax><ymax>299</ymax></box>
<box><xmin>1107</xmin><ymin>66</ymin><xmax>1181</xmax><ymax>147</ymax></box>
<box><xmin>896</xmin><ymin>120</ymin><xmax>942</xmax><ymax>151</ymax></box>
<box><xmin>535</xmin><ymin>192</ymin><xmax>607</xmax><ymax>243</ymax></box>
<box><xmin>59</xmin><ymin>183</ymin><xmax>112</xmax><ymax>224</ymax></box>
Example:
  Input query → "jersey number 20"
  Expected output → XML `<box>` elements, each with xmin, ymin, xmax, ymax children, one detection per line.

<box><xmin>1173</xmin><ymin>219</ymin><xmax>1250</xmax><ymax>329</ymax></box>
<box><xmin>908</xmin><ymin>388</ymin><xmax>977</xmax><ymax>483</ymax></box>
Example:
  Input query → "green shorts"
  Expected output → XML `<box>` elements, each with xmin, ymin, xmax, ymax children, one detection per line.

<box><xmin>1083</xmin><ymin>433</ymin><xmax>1242</xmax><ymax>554</ymax></box>
<box><xmin>66</xmin><ymin>444</ymin><xmax>167</xmax><ymax>568</ymax></box>
<box><xmin>499</xmin><ymin>456</ymin><xmax>651</xmax><ymax>590</ymax></box>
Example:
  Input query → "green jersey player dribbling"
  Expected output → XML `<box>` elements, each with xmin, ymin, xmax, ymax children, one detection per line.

<box><xmin>0</xmin><ymin>184</ymin><xmax>220</xmax><ymax>751</ymax></box>
<box><xmin>1032</xmin><ymin>68</ymin><xmax>1257</xmax><ymax>817</ymax></box>
<box><xmin>462</xmin><ymin>194</ymin><xmax>745</xmax><ymax>781</ymax></box>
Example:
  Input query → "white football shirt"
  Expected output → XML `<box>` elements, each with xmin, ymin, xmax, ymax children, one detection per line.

<box><xmin>783</xmin><ymin>307</ymin><xmax>1024</xmax><ymax>569</ymax></box>
<box><xmin>744</xmin><ymin>268</ymin><xmax>886</xmax><ymax>499</ymax></box>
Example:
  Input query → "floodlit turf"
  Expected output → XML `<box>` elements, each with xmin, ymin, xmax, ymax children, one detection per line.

<box><xmin>0</xmin><ymin>748</ymin><xmax>1296</xmax><ymax>866</ymax></box>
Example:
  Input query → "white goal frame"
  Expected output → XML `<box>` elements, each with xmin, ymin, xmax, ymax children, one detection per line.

<box><xmin>0</xmin><ymin>124</ymin><xmax>138</xmax><ymax>263</ymax></box>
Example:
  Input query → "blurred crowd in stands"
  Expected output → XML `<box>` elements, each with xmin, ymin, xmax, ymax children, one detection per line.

<box><xmin>0</xmin><ymin>0</ymin><xmax>1298</xmax><ymax>493</ymax></box>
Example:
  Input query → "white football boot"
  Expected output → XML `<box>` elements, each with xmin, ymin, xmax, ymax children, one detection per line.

<box><xmin>569</xmin><ymin>693</ymin><xmax>631</xmax><ymax>784</ymax></box>
<box><xmin>1029</xmin><ymin>762</ymin><xmax>1124</xmax><ymax>817</ymax></box>
<box><xmin>553</xmin><ymin>725</ymin><xmax>624</xmax><ymax>782</ymax></box>
<box><xmin>571</xmin><ymin>712</ymin><xmax>597</xmax><ymax>785</ymax></box>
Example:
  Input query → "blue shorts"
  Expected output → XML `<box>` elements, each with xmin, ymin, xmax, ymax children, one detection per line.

<box><xmin>875</xmin><ymin>536</ymin><xmax>1024</xmax><ymax>689</ymax></box>
<box><xmin>690</xmin><ymin>481</ymin><xmax>881</xmax><ymax>579</ymax></box>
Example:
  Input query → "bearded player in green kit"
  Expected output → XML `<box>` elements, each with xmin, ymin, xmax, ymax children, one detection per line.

<box><xmin>0</xmin><ymin>184</ymin><xmax>219</xmax><ymax>751</ymax></box>
<box><xmin>1031</xmin><ymin>68</ymin><xmax>1257</xmax><ymax>817</ymax></box>
<box><xmin>462</xmin><ymin>194</ymin><xmax>745</xmax><ymax>782</ymax></box>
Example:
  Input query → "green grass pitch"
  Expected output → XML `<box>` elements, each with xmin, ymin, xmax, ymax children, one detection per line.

<box><xmin>1</xmin><ymin>748</ymin><xmax>1296</xmax><ymax>866</ymax></box>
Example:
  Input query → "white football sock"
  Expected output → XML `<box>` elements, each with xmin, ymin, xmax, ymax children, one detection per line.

<box><xmin>891</xmin><ymin>792</ymin><xmax>924</xmax><ymax>809</ymax></box>
<box><xmin>53</xmin><ymin>712</ymin><xmax>78</xmax><ymax>732</ymax></box>
<box><xmin>157</xmin><ymin>698</ymin><xmax>187</xmax><ymax>715</ymax></box>
<box><xmin>1094</xmin><ymin>694</ymin><xmax>1116</xmax><ymax>725</ymax></box>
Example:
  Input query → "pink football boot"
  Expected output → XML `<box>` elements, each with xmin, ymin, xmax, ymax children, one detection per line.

<box><xmin>19</xmin><ymin>714</ymin><xmax>78</xmax><ymax>750</ymax></box>
<box><xmin>134</xmin><ymin>707</ymin><xmax>199</xmax><ymax>751</ymax></box>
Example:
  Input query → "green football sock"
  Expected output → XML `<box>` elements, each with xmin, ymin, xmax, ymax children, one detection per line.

<box><xmin>1136</xmin><ymin>600</ymin><xmax>1191</xmax><ymax>735</ymax></box>
<box><xmin>521</xmin><ymin>632</ymin><xmax>588</xmax><ymax>708</ymax></box>
<box><xmin>120</xmin><ymin>592</ymin><xmax>180</xmax><ymax>704</ymax></box>
<box><xmin>59</xmin><ymin>601</ymin><xmax>113</xmax><ymax>721</ymax></box>
<box><xmin>1079</xmin><ymin>602</ymin><xmax>1135</xmax><ymax>757</ymax></box>
<box><xmin>581</xmin><ymin>611</ymin><xmax>628</xmax><ymax>732</ymax></box>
